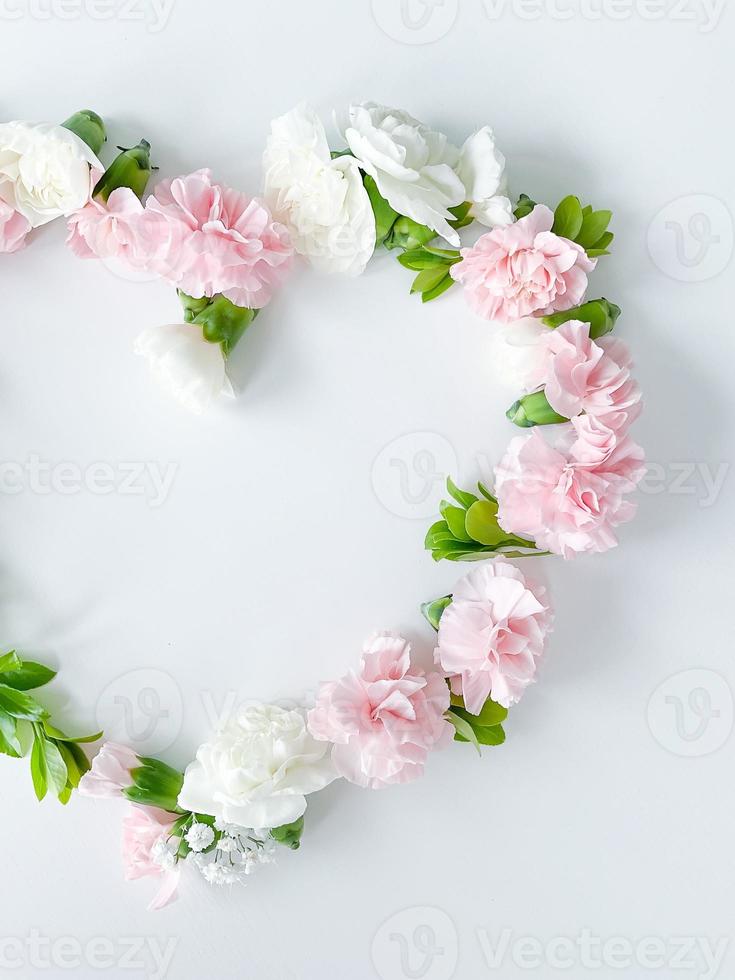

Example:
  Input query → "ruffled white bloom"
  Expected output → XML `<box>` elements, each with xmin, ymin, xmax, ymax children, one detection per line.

<box><xmin>263</xmin><ymin>104</ymin><xmax>375</xmax><ymax>276</ymax></box>
<box><xmin>134</xmin><ymin>323</ymin><xmax>234</xmax><ymax>415</ymax></box>
<box><xmin>185</xmin><ymin>822</ymin><xmax>215</xmax><ymax>853</ymax></box>
<box><xmin>0</xmin><ymin>121</ymin><xmax>101</xmax><ymax>228</ymax></box>
<box><xmin>178</xmin><ymin>703</ymin><xmax>336</xmax><ymax>829</ymax></box>
<box><xmin>344</xmin><ymin>103</ymin><xmax>465</xmax><ymax>246</ymax></box>
<box><xmin>456</xmin><ymin>126</ymin><xmax>513</xmax><ymax>228</ymax></box>
<box><xmin>489</xmin><ymin>317</ymin><xmax>553</xmax><ymax>391</ymax></box>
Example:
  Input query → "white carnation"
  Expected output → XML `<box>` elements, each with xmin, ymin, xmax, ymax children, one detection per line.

<box><xmin>134</xmin><ymin>323</ymin><xmax>234</xmax><ymax>415</ymax></box>
<box><xmin>178</xmin><ymin>703</ymin><xmax>336</xmax><ymax>830</ymax></box>
<box><xmin>456</xmin><ymin>126</ymin><xmax>513</xmax><ymax>229</ymax></box>
<box><xmin>344</xmin><ymin>103</ymin><xmax>466</xmax><ymax>246</ymax></box>
<box><xmin>0</xmin><ymin>121</ymin><xmax>101</xmax><ymax>228</ymax></box>
<box><xmin>263</xmin><ymin>104</ymin><xmax>375</xmax><ymax>276</ymax></box>
<box><xmin>489</xmin><ymin>317</ymin><xmax>553</xmax><ymax>391</ymax></box>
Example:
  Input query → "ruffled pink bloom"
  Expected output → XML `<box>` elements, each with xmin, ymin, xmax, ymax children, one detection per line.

<box><xmin>66</xmin><ymin>187</ymin><xmax>149</xmax><ymax>267</ymax></box>
<box><xmin>144</xmin><ymin>168</ymin><xmax>293</xmax><ymax>308</ymax></box>
<box><xmin>541</xmin><ymin>320</ymin><xmax>642</xmax><ymax>424</ymax></box>
<box><xmin>308</xmin><ymin>633</ymin><xmax>452</xmax><ymax>789</ymax></box>
<box><xmin>450</xmin><ymin>205</ymin><xmax>596</xmax><ymax>324</ymax></box>
<box><xmin>78</xmin><ymin>742</ymin><xmax>137</xmax><ymax>798</ymax></box>
<box><xmin>436</xmin><ymin>561</ymin><xmax>552</xmax><ymax>713</ymax></box>
<box><xmin>495</xmin><ymin>429</ymin><xmax>646</xmax><ymax>558</ymax></box>
<box><xmin>0</xmin><ymin>199</ymin><xmax>31</xmax><ymax>253</ymax></box>
<box><xmin>122</xmin><ymin>804</ymin><xmax>180</xmax><ymax>911</ymax></box>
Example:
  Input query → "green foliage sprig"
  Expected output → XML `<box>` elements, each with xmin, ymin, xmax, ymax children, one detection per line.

<box><xmin>0</xmin><ymin>651</ymin><xmax>102</xmax><ymax>804</ymax></box>
<box><xmin>424</xmin><ymin>479</ymin><xmax>547</xmax><ymax>562</ymax></box>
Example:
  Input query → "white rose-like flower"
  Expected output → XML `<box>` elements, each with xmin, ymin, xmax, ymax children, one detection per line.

<box><xmin>263</xmin><ymin>104</ymin><xmax>375</xmax><ymax>276</ymax></box>
<box><xmin>134</xmin><ymin>323</ymin><xmax>234</xmax><ymax>415</ymax></box>
<box><xmin>0</xmin><ymin>121</ymin><xmax>101</xmax><ymax>228</ymax></box>
<box><xmin>456</xmin><ymin>126</ymin><xmax>513</xmax><ymax>229</ymax></box>
<box><xmin>344</xmin><ymin>103</ymin><xmax>465</xmax><ymax>246</ymax></box>
<box><xmin>178</xmin><ymin>703</ymin><xmax>337</xmax><ymax>830</ymax></box>
<box><xmin>489</xmin><ymin>317</ymin><xmax>553</xmax><ymax>391</ymax></box>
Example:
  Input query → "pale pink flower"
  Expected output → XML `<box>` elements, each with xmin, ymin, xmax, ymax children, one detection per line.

<box><xmin>122</xmin><ymin>804</ymin><xmax>180</xmax><ymax>910</ymax></box>
<box><xmin>541</xmin><ymin>320</ymin><xmax>642</xmax><ymax>423</ymax></box>
<box><xmin>144</xmin><ymin>168</ymin><xmax>293</xmax><ymax>308</ymax></box>
<box><xmin>308</xmin><ymin>633</ymin><xmax>452</xmax><ymax>789</ymax></box>
<box><xmin>66</xmin><ymin>187</ymin><xmax>148</xmax><ymax>267</ymax></box>
<box><xmin>495</xmin><ymin>429</ymin><xmax>646</xmax><ymax>558</ymax></box>
<box><xmin>78</xmin><ymin>742</ymin><xmax>138</xmax><ymax>798</ymax></box>
<box><xmin>0</xmin><ymin>199</ymin><xmax>31</xmax><ymax>253</ymax></box>
<box><xmin>436</xmin><ymin>561</ymin><xmax>552</xmax><ymax>713</ymax></box>
<box><xmin>450</xmin><ymin>205</ymin><xmax>596</xmax><ymax>325</ymax></box>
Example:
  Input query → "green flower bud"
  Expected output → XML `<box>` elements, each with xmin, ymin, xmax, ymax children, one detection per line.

<box><xmin>124</xmin><ymin>757</ymin><xmax>185</xmax><ymax>814</ymax></box>
<box><xmin>270</xmin><ymin>816</ymin><xmax>304</xmax><ymax>850</ymax></box>
<box><xmin>61</xmin><ymin>110</ymin><xmax>106</xmax><ymax>155</ymax></box>
<box><xmin>542</xmin><ymin>297</ymin><xmax>621</xmax><ymax>339</ymax></box>
<box><xmin>506</xmin><ymin>390</ymin><xmax>569</xmax><ymax>428</ymax></box>
<box><xmin>181</xmin><ymin>294</ymin><xmax>259</xmax><ymax>357</ymax></box>
<box><xmin>384</xmin><ymin>215</ymin><xmax>436</xmax><ymax>251</ymax></box>
<box><xmin>93</xmin><ymin>140</ymin><xmax>152</xmax><ymax>202</ymax></box>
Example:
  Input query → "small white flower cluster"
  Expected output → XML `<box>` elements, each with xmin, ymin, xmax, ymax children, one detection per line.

<box><xmin>151</xmin><ymin>835</ymin><xmax>179</xmax><ymax>872</ymax></box>
<box><xmin>187</xmin><ymin>819</ymin><xmax>277</xmax><ymax>888</ymax></box>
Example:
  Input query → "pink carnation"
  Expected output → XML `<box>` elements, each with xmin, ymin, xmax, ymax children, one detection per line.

<box><xmin>78</xmin><ymin>742</ymin><xmax>137</xmax><ymax>799</ymax></box>
<box><xmin>0</xmin><ymin>199</ymin><xmax>31</xmax><ymax>253</ymax></box>
<box><xmin>122</xmin><ymin>804</ymin><xmax>180</xmax><ymax>910</ymax></box>
<box><xmin>436</xmin><ymin>561</ymin><xmax>552</xmax><ymax>713</ymax></box>
<box><xmin>495</xmin><ymin>429</ymin><xmax>646</xmax><ymax>558</ymax></box>
<box><xmin>144</xmin><ymin>168</ymin><xmax>293</xmax><ymax>308</ymax></box>
<box><xmin>308</xmin><ymin>633</ymin><xmax>452</xmax><ymax>789</ymax></box>
<box><xmin>541</xmin><ymin>320</ymin><xmax>642</xmax><ymax>424</ymax></box>
<box><xmin>450</xmin><ymin>205</ymin><xmax>595</xmax><ymax>324</ymax></box>
<box><xmin>66</xmin><ymin>187</ymin><xmax>149</xmax><ymax>267</ymax></box>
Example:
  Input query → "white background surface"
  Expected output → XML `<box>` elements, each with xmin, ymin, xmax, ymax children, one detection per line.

<box><xmin>1</xmin><ymin>2</ymin><xmax>734</xmax><ymax>978</ymax></box>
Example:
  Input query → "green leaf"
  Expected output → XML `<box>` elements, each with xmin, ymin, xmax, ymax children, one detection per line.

<box><xmin>577</xmin><ymin>209</ymin><xmax>612</xmax><ymax>250</ymax></box>
<box><xmin>465</xmin><ymin>500</ymin><xmax>505</xmax><ymax>546</ymax></box>
<box><xmin>0</xmin><ymin>684</ymin><xmax>48</xmax><ymax>722</ymax></box>
<box><xmin>411</xmin><ymin>266</ymin><xmax>451</xmax><ymax>295</ymax></box>
<box><xmin>397</xmin><ymin>249</ymin><xmax>444</xmax><ymax>271</ymax></box>
<box><xmin>56</xmin><ymin>740</ymin><xmax>88</xmax><ymax>788</ymax></box>
<box><xmin>440</xmin><ymin>502</ymin><xmax>472</xmax><ymax>542</ymax></box>
<box><xmin>446</xmin><ymin>478</ymin><xmax>478</xmax><ymax>510</ymax></box>
<box><xmin>477</xmin><ymin>482</ymin><xmax>497</xmax><ymax>503</ymax></box>
<box><xmin>552</xmin><ymin>196</ymin><xmax>584</xmax><ymax>240</ymax></box>
<box><xmin>364</xmin><ymin>174</ymin><xmax>399</xmax><ymax>246</ymax></box>
<box><xmin>448</xmin><ymin>201</ymin><xmax>473</xmax><ymax>230</ymax></box>
<box><xmin>513</xmin><ymin>194</ymin><xmax>537</xmax><ymax>220</ymax></box>
<box><xmin>451</xmin><ymin>697</ymin><xmax>508</xmax><ymax>728</ymax></box>
<box><xmin>42</xmin><ymin>740</ymin><xmax>69</xmax><ymax>797</ymax></box>
<box><xmin>473</xmin><ymin>724</ymin><xmax>506</xmax><ymax>746</ymax></box>
<box><xmin>506</xmin><ymin>390</ymin><xmax>569</xmax><ymax>428</ymax></box>
<box><xmin>42</xmin><ymin>722</ymin><xmax>102</xmax><ymax>744</ymax></box>
<box><xmin>0</xmin><ymin>651</ymin><xmax>21</xmax><ymax>673</ymax></box>
<box><xmin>420</xmin><ymin>595</ymin><xmax>453</xmax><ymax>631</ymax></box>
<box><xmin>30</xmin><ymin>737</ymin><xmax>48</xmax><ymax>801</ymax></box>
<box><xmin>446</xmin><ymin>710</ymin><xmax>481</xmax><ymax>755</ymax></box>
<box><xmin>0</xmin><ymin>710</ymin><xmax>21</xmax><ymax>757</ymax></box>
<box><xmin>421</xmin><ymin>274</ymin><xmax>454</xmax><ymax>303</ymax></box>
<box><xmin>0</xmin><ymin>662</ymin><xmax>57</xmax><ymax>691</ymax></box>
